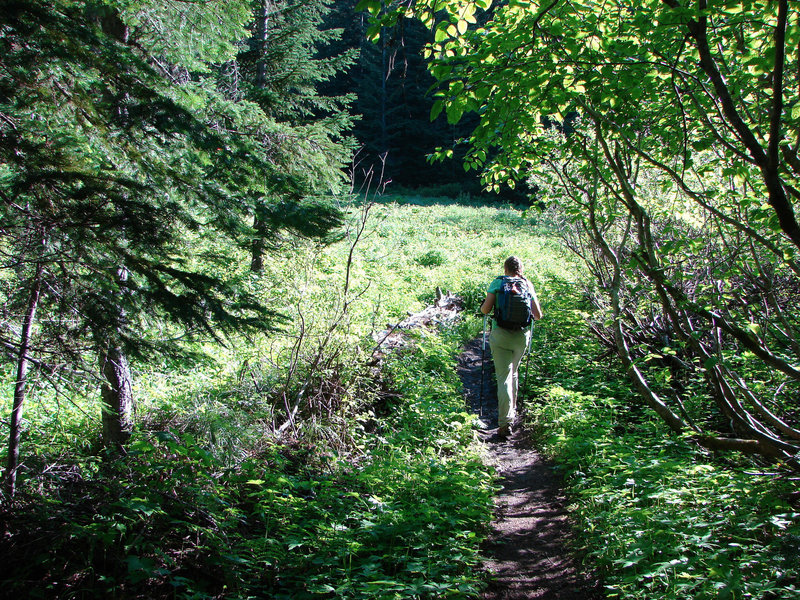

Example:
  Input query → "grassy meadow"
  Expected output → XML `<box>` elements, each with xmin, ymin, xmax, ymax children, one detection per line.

<box><xmin>2</xmin><ymin>194</ymin><xmax>799</xmax><ymax>599</ymax></box>
<box><xmin>0</xmin><ymin>195</ymin><xmax>571</xmax><ymax>599</ymax></box>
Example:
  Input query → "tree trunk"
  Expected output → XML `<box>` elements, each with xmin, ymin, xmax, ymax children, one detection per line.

<box><xmin>251</xmin><ymin>214</ymin><xmax>265</xmax><ymax>272</ymax></box>
<box><xmin>255</xmin><ymin>0</ymin><xmax>270</xmax><ymax>89</ymax></box>
<box><xmin>380</xmin><ymin>25</ymin><xmax>388</xmax><ymax>157</ymax></box>
<box><xmin>98</xmin><ymin>266</ymin><xmax>134</xmax><ymax>450</ymax></box>
<box><xmin>250</xmin><ymin>1</ymin><xmax>270</xmax><ymax>271</ymax></box>
<box><xmin>99</xmin><ymin>346</ymin><xmax>133</xmax><ymax>449</ymax></box>
<box><xmin>4</xmin><ymin>263</ymin><xmax>43</xmax><ymax>499</ymax></box>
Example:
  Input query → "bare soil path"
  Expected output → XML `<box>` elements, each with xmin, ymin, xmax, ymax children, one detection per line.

<box><xmin>457</xmin><ymin>336</ymin><xmax>605</xmax><ymax>600</ymax></box>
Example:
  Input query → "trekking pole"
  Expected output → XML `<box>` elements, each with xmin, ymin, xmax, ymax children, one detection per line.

<box><xmin>479</xmin><ymin>315</ymin><xmax>487</xmax><ymax>417</ymax></box>
<box><xmin>523</xmin><ymin>323</ymin><xmax>534</xmax><ymax>397</ymax></box>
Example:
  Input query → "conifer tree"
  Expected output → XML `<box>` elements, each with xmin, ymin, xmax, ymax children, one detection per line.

<box><xmin>321</xmin><ymin>1</ymin><xmax>484</xmax><ymax>191</ymax></box>
<box><xmin>0</xmin><ymin>0</ymin><xmax>351</xmax><ymax>492</ymax></box>
<box><xmin>233</xmin><ymin>0</ymin><xmax>357</xmax><ymax>271</ymax></box>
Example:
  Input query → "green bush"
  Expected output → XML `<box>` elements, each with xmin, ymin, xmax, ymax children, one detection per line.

<box><xmin>1</xmin><ymin>329</ymin><xmax>493</xmax><ymax>600</ymax></box>
<box><xmin>415</xmin><ymin>250</ymin><xmax>447</xmax><ymax>267</ymax></box>
<box><xmin>527</xmin><ymin>288</ymin><xmax>800</xmax><ymax>600</ymax></box>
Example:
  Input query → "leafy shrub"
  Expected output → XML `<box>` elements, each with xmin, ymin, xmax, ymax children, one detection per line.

<box><xmin>415</xmin><ymin>250</ymin><xmax>446</xmax><ymax>267</ymax></box>
<box><xmin>527</xmin><ymin>287</ymin><xmax>800</xmax><ymax>600</ymax></box>
<box><xmin>1</xmin><ymin>332</ymin><xmax>493</xmax><ymax>599</ymax></box>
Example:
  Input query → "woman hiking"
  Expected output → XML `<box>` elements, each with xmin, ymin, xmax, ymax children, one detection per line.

<box><xmin>480</xmin><ymin>256</ymin><xmax>543</xmax><ymax>440</ymax></box>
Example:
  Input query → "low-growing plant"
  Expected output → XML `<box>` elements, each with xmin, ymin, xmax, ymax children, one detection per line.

<box><xmin>1</xmin><ymin>196</ymin><xmax>566</xmax><ymax>598</ymax></box>
<box><xmin>1</xmin><ymin>319</ymin><xmax>495</xmax><ymax>599</ymax></box>
<box><xmin>526</xmin><ymin>286</ymin><xmax>800</xmax><ymax>600</ymax></box>
<box><xmin>415</xmin><ymin>250</ymin><xmax>446</xmax><ymax>267</ymax></box>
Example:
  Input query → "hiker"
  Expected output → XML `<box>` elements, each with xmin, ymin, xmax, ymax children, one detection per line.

<box><xmin>480</xmin><ymin>256</ymin><xmax>543</xmax><ymax>439</ymax></box>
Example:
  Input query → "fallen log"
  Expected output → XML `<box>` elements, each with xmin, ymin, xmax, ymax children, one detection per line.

<box><xmin>369</xmin><ymin>289</ymin><xmax>465</xmax><ymax>362</ymax></box>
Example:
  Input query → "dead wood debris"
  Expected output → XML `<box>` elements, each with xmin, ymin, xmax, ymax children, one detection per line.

<box><xmin>369</xmin><ymin>288</ymin><xmax>465</xmax><ymax>363</ymax></box>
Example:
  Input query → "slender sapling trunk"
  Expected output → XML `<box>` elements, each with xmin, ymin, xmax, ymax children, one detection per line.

<box><xmin>4</xmin><ymin>262</ymin><xmax>43</xmax><ymax>498</ymax></box>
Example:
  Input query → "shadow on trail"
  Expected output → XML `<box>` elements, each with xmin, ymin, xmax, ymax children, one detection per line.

<box><xmin>457</xmin><ymin>336</ymin><xmax>605</xmax><ymax>600</ymax></box>
<box><xmin>458</xmin><ymin>333</ymin><xmax>498</xmax><ymax>427</ymax></box>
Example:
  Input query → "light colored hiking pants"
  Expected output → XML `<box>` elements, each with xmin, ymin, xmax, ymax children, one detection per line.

<box><xmin>489</xmin><ymin>326</ymin><xmax>531</xmax><ymax>428</ymax></box>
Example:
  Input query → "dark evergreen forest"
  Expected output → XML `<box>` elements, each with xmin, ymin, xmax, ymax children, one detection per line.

<box><xmin>320</xmin><ymin>2</ymin><xmax>508</xmax><ymax>197</ymax></box>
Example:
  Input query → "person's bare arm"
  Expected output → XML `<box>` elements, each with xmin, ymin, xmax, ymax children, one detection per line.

<box><xmin>480</xmin><ymin>292</ymin><xmax>496</xmax><ymax>315</ymax></box>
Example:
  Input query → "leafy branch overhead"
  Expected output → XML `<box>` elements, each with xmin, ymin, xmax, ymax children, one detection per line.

<box><xmin>374</xmin><ymin>0</ymin><xmax>800</xmax><ymax>466</ymax></box>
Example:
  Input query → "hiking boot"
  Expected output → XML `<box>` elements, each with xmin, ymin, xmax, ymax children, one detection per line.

<box><xmin>487</xmin><ymin>425</ymin><xmax>510</xmax><ymax>443</ymax></box>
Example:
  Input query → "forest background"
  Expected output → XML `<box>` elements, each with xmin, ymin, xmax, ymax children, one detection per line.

<box><xmin>2</xmin><ymin>0</ymin><xmax>800</xmax><ymax>599</ymax></box>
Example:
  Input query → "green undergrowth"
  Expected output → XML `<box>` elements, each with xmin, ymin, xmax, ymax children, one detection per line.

<box><xmin>3</xmin><ymin>196</ymin><xmax>572</xmax><ymax>470</ymax></box>
<box><xmin>0</xmin><ymin>196</ymin><xmax>573</xmax><ymax>599</ymax></box>
<box><xmin>525</xmin><ymin>281</ymin><xmax>800</xmax><ymax>600</ymax></box>
<box><xmin>2</xmin><ymin>328</ymin><xmax>493</xmax><ymax>600</ymax></box>
<box><xmin>1</xmin><ymin>196</ymin><xmax>565</xmax><ymax>598</ymax></box>
<box><xmin>129</xmin><ymin>196</ymin><xmax>571</xmax><ymax>457</ymax></box>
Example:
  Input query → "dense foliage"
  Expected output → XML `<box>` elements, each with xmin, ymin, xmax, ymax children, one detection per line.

<box><xmin>528</xmin><ymin>282</ymin><xmax>800</xmax><ymax>599</ymax></box>
<box><xmin>1</xmin><ymin>327</ymin><xmax>493</xmax><ymax>599</ymax></box>
<box><xmin>319</xmin><ymin>1</ymin><xmax>495</xmax><ymax>194</ymax></box>
<box><xmin>4</xmin><ymin>1</ymin><xmax>800</xmax><ymax>598</ymax></box>
<box><xmin>0</xmin><ymin>0</ymin><xmax>348</xmax><ymax>490</ymax></box>
<box><xmin>364</xmin><ymin>0</ymin><xmax>800</xmax><ymax>465</ymax></box>
<box><xmin>3</xmin><ymin>184</ymin><xmax>798</xmax><ymax>598</ymax></box>
<box><xmin>1</xmin><ymin>198</ymin><xmax>555</xmax><ymax>597</ymax></box>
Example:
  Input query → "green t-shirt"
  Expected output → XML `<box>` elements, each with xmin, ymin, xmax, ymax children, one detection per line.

<box><xmin>487</xmin><ymin>276</ymin><xmax>504</xmax><ymax>295</ymax></box>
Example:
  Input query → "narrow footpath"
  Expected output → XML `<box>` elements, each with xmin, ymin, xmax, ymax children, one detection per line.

<box><xmin>457</xmin><ymin>337</ymin><xmax>605</xmax><ymax>600</ymax></box>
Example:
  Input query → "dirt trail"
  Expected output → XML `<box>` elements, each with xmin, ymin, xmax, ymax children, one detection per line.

<box><xmin>457</xmin><ymin>337</ymin><xmax>605</xmax><ymax>600</ymax></box>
